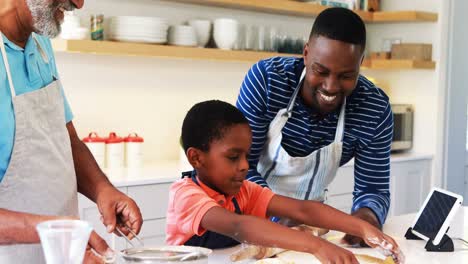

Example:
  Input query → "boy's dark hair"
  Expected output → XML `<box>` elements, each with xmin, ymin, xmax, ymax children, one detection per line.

<box><xmin>309</xmin><ymin>7</ymin><xmax>366</xmax><ymax>50</ymax></box>
<box><xmin>181</xmin><ymin>100</ymin><xmax>249</xmax><ymax>152</ymax></box>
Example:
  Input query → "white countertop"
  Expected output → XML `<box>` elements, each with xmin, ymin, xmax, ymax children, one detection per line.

<box><xmin>105</xmin><ymin>162</ymin><xmax>181</xmax><ymax>187</ymax></box>
<box><xmin>208</xmin><ymin>207</ymin><xmax>468</xmax><ymax>263</ymax></box>
<box><xmin>104</xmin><ymin>153</ymin><xmax>434</xmax><ymax>187</ymax></box>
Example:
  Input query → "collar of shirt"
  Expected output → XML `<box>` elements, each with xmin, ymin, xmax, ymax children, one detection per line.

<box><xmin>194</xmin><ymin>177</ymin><xmax>234</xmax><ymax>206</ymax></box>
<box><xmin>2</xmin><ymin>33</ymin><xmax>37</xmax><ymax>56</ymax></box>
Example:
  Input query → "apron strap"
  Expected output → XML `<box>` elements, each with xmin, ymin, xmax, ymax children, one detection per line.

<box><xmin>334</xmin><ymin>97</ymin><xmax>346</xmax><ymax>143</ymax></box>
<box><xmin>285</xmin><ymin>67</ymin><xmax>306</xmax><ymax>117</ymax></box>
<box><xmin>0</xmin><ymin>32</ymin><xmax>17</xmax><ymax>98</ymax></box>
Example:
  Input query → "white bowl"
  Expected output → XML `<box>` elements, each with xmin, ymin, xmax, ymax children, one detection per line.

<box><xmin>188</xmin><ymin>19</ymin><xmax>211</xmax><ymax>48</ymax></box>
<box><xmin>213</xmin><ymin>18</ymin><xmax>238</xmax><ymax>50</ymax></box>
<box><xmin>168</xmin><ymin>25</ymin><xmax>197</xmax><ymax>47</ymax></box>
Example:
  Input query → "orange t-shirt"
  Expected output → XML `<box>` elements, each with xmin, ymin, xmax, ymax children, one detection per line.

<box><xmin>166</xmin><ymin>177</ymin><xmax>275</xmax><ymax>245</ymax></box>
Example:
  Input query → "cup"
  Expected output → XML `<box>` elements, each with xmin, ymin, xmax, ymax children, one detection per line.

<box><xmin>188</xmin><ymin>19</ymin><xmax>212</xmax><ymax>48</ymax></box>
<box><xmin>36</xmin><ymin>220</ymin><xmax>93</xmax><ymax>264</ymax></box>
<box><xmin>213</xmin><ymin>18</ymin><xmax>239</xmax><ymax>50</ymax></box>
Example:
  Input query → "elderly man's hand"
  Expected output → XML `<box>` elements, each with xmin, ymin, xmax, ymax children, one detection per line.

<box><xmin>341</xmin><ymin>208</ymin><xmax>381</xmax><ymax>247</ymax></box>
<box><xmin>83</xmin><ymin>231</ymin><xmax>114</xmax><ymax>264</ymax></box>
<box><xmin>96</xmin><ymin>186</ymin><xmax>143</xmax><ymax>238</ymax></box>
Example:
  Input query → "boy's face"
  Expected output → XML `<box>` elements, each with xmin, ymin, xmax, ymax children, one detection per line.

<box><xmin>193</xmin><ymin>124</ymin><xmax>252</xmax><ymax>196</ymax></box>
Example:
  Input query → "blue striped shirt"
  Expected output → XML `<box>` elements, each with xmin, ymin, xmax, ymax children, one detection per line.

<box><xmin>236</xmin><ymin>57</ymin><xmax>393</xmax><ymax>225</ymax></box>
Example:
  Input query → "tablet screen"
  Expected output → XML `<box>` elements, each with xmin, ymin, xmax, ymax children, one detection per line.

<box><xmin>413</xmin><ymin>190</ymin><xmax>458</xmax><ymax>239</ymax></box>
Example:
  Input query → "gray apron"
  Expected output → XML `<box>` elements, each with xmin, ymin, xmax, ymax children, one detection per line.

<box><xmin>258</xmin><ymin>68</ymin><xmax>346</xmax><ymax>202</ymax></box>
<box><xmin>0</xmin><ymin>32</ymin><xmax>78</xmax><ymax>263</ymax></box>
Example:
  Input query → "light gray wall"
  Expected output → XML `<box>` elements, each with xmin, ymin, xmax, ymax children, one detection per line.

<box><xmin>443</xmin><ymin>0</ymin><xmax>468</xmax><ymax>203</ymax></box>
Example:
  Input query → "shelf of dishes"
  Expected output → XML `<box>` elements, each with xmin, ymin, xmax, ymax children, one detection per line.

<box><xmin>61</xmin><ymin>14</ymin><xmax>311</xmax><ymax>54</ymax></box>
<box><xmin>51</xmin><ymin>38</ymin><xmax>436</xmax><ymax>69</ymax></box>
<box><xmin>165</xmin><ymin>0</ymin><xmax>438</xmax><ymax>23</ymax></box>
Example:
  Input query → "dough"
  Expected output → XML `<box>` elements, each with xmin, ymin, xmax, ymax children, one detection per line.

<box><xmin>276</xmin><ymin>251</ymin><xmax>396</xmax><ymax>264</ymax></box>
<box><xmin>253</xmin><ymin>258</ymin><xmax>292</xmax><ymax>264</ymax></box>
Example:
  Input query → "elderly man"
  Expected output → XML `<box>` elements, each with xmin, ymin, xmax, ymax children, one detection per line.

<box><xmin>0</xmin><ymin>1</ymin><xmax>142</xmax><ymax>263</ymax></box>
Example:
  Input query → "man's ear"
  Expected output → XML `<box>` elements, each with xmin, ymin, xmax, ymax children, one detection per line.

<box><xmin>303</xmin><ymin>40</ymin><xmax>310</xmax><ymax>65</ymax></box>
<box><xmin>186</xmin><ymin>147</ymin><xmax>204</xmax><ymax>169</ymax></box>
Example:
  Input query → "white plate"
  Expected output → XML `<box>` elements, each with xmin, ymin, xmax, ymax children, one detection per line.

<box><xmin>111</xmin><ymin>16</ymin><xmax>168</xmax><ymax>24</ymax></box>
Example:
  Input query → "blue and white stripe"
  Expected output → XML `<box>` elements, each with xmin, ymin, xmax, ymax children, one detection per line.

<box><xmin>236</xmin><ymin>57</ymin><xmax>394</xmax><ymax>225</ymax></box>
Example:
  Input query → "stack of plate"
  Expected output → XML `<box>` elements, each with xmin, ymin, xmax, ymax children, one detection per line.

<box><xmin>168</xmin><ymin>25</ymin><xmax>197</xmax><ymax>47</ymax></box>
<box><xmin>109</xmin><ymin>16</ymin><xmax>168</xmax><ymax>44</ymax></box>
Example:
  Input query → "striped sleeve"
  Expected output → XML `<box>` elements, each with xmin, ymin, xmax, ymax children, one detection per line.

<box><xmin>351</xmin><ymin>101</ymin><xmax>394</xmax><ymax>226</ymax></box>
<box><xmin>236</xmin><ymin>61</ymin><xmax>270</xmax><ymax>187</ymax></box>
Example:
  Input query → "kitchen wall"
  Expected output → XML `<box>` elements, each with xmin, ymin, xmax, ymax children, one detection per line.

<box><xmin>58</xmin><ymin>0</ymin><xmax>447</xmax><ymax>170</ymax></box>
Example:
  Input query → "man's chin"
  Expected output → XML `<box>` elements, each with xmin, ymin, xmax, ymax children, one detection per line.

<box><xmin>34</xmin><ymin>24</ymin><xmax>61</xmax><ymax>38</ymax></box>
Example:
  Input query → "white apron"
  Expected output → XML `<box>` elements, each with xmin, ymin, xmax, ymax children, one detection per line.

<box><xmin>257</xmin><ymin>68</ymin><xmax>346</xmax><ymax>202</ymax></box>
<box><xmin>0</xmin><ymin>33</ymin><xmax>78</xmax><ymax>263</ymax></box>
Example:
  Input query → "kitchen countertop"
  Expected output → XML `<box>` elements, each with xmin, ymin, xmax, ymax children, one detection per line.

<box><xmin>208</xmin><ymin>207</ymin><xmax>468</xmax><ymax>263</ymax></box>
<box><xmin>104</xmin><ymin>153</ymin><xmax>434</xmax><ymax>187</ymax></box>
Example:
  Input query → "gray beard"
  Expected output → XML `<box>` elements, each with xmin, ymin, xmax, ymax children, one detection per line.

<box><xmin>25</xmin><ymin>0</ymin><xmax>74</xmax><ymax>38</ymax></box>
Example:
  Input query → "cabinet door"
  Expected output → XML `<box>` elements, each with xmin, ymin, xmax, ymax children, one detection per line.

<box><xmin>390</xmin><ymin>160</ymin><xmax>431</xmax><ymax>216</ymax></box>
<box><xmin>138</xmin><ymin>218</ymin><xmax>167</xmax><ymax>246</ymax></box>
<box><xmin>326</xmin><ymin>194</ymin><xmax>353</xmax><ymax>213</ymax></box>
<box><xmin>328</xmin><ymin>165</ymin><xmax>354</xmax><ymax>196</ymax></box>
<box><xmin>127</xmin><ymin>183</ymin><xmax>171</xmax><ymax>220</ymax></box>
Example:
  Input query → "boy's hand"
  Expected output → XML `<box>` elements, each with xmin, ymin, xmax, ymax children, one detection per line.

<box><xmin>360</xmin><ymin>224</ymin><xmax>405</xmax><ymax>264</ymax></box>
<box><xmin>313</xmin><ymin>239</ymin><xmax>359</xmax><ymax>264</ymax></box>
<box><xmin>342</xmin><ymin>208</ymin><xmax>380</xmax><ymax>247</ymax></box>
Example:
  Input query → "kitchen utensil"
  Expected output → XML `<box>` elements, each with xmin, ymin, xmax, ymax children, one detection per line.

<box><xmin>119</xmin><ymin>246</ymin><xmax>212</xmax><ymax>264</ymax></box>
<box><xmin>36</xmin><ymin>220</ymin><xmax>93</xmax><ymax>264</ymax></box>
<box><xmin>106</xmin><ymin>132</ymin><xmax>124</xmax><ymax>168</ymax></box>
<box><xmin>213</xmin><ymin>18</ymin><xmax>239</xmax><ymax>50</ymax></box>
<box><xmin>188</xmin><ymin>19</ymin><xmax>212</xmax><ymax>48</ymax></box>
<box><xmin>168</xmin><ymin>25</ymin><xmax>198</xmax><ymax>47</ymax></box>
<box><xmin>109</xmin><ymin>16</ymin><xmax>169</xmax><ymax>44</ymax></box>
<box><xmin>83</xmin><ymin>132</ymin><xmax>106</xmax><ymax>168</ymax></box>
<box><xmin>124</xmin><ymin>133</ymin><xmax>144</xmax><ymax>168</ymax></box>
<box><xmin>115</xmin><ymin>222</ymin><xmax>144</xmax><ymax>248</ymax></box>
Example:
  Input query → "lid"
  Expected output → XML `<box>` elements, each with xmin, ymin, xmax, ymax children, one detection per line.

<box><xmin>82</xmin><ymin>132</ymin><xmax>105</xmax><ymax>143</ymax></box>
<box><xmin>106</xmin><ymin>132</ymin><xmax>124</xmax><ymax>144</ymax></box>
<box><xmin>124</xmin><ymin>133</ymin><xmax>144</xmax><ymax>143</ymax></box>
<box><xmin>120</xmin><ymin>246</ymin><xmax>212</xmax><ymax>262</ymax></box>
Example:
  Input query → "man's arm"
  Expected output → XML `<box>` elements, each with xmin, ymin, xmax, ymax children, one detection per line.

<box><xmin>67</xmin><ymin>122</ymin><xmax>142</xmax><ymax>236</ymax></box>
<box><xmin>67</xmin><ymin>121</ymin><xmax>111</xmax><ymax>201</ymax></box>
<box><xmin>343</xmin><ymin>102</ymin><xmax>394</xmax><ymax>245</ymax></box>
<box><xmin>236</xmin><ymin>61</ymin><xmax>270</xmax><ymax>187</ymax></box>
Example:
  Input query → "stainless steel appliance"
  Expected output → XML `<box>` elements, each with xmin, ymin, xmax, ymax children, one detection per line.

<box><xmin>391</xmin><ymin>104</ymin><xmax>413</xmax><ymax>151</ymax></box>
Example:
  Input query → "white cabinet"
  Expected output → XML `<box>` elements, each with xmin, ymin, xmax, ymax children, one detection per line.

<box><xmin>389</xmin><ymin>159</ymin><xmax>431</xmax><ymax>216</ymax></box>
<box><xmin>78</xmin><ymin>182</ymin><xmax>173</xmax><ymax>251</ymax></box>
<box><xmin>326</xmin><ymin>156</ymin><xmax>432</xmax><ymax>217</ymax></box>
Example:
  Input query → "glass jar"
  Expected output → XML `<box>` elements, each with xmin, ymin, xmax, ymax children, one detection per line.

<box><xmin>90</xmin><ymin>14</ymin><xmax>104</xmax><ymax>41</ymax></box>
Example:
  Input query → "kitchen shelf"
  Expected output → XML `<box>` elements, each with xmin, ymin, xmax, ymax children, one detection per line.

<box><xmin>51</xmin><ymin>39</ymin><xmax>290</xmax><ymax>63</ymax></box>
<box><xmin>51</xmin><ymin>39</ymin><xmax>436</xmax><ymax>70</ymax></box>
<box><xmin>166</xmin><ymin>0</ymin><xmax>438</xmax><ymax>23</ymax></box>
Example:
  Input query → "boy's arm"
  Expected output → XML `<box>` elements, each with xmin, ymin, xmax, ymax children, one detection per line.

<box><xmin>200</xmin><ymin>206</ymin><xmax>358</xmax><ymax>263</ymax></box>
<box><xmin>266</xmin><ymin>194</ymin><xmax>403</xmax><ymax>262</ymax></box>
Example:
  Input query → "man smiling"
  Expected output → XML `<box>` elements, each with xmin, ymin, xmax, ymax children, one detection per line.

<box><xmin>237</xmin><ymin>7</ymin><xmax>394</xmax><ymax>245</ymax></box>
<box><xmin>0</xmin><ymin>1</ymin><xmax>142</xmax><ymax>263</ymax></box>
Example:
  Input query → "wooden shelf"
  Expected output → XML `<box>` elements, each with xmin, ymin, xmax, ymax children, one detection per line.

<box><xmin>51</xmin><ymin>39</ymin><xmax>436</xmax><ymax>69</ymax></box>
<box><xmin>51</xmin><ymin>39</ymin><xmax>290</xmax><ymax>63</ymax></box>
<box><xmin>372</xmin><ymin>11</ymin><xmax>438</xmax><ymax>23</ymax></box>
<box><xmin>362</xmin><ymin>59</ymin><xmax>436</xmax><ymax>69</ymax></box>
<box><xmin>166</xmin><ymin>0</ymin><xmax>437</xmax><ymax>23</ymax></box>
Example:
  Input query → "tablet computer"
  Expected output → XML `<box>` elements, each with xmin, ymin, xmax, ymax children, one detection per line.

<box><xmin>410</xmin><ymin>187</ymin><xmax>463</xmax><ymax>245</ymax></box>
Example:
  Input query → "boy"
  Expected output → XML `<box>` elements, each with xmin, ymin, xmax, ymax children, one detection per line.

<box><xmin>166</xmin><ymin>100</ymin><xmax>403</xmax><ymax>264</ymax></box>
